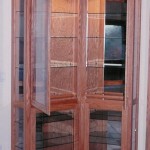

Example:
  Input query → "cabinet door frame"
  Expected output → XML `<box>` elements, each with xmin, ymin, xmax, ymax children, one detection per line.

<box><xmin>11</xmin><ymin>0</ymin><xmax>26</xmax><ymax>149</ymax></box>
<box><xmin>30</xmin><ymin>0</ymin><xmax>51</xmax><ymax>115</ymax></box>
<box><xmin>11</xmin><ymin>0</ymin><xmax>17</xmax><ymax>149</ymax></box>
<box><xmin>131</xmin><ymin>0</ymin><xmax>142</xmax><ymax>149</ymax></box>
<box><xmin>81</xmin><ymin>0</ymin><xmax>141</xmax><ymax>150</ymax></box>
<box><xmin>122</xmin><ymin>0</ymin><xmax>141</xmax><ymax>149</ymax></box>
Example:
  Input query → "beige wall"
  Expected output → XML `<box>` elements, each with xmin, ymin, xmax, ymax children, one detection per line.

<box><xmin>0</xmin><ymin>0</ymin><xmax>11</xmax><ymax>149</ymax></box>
<box><xmin>138</xmin><ymin>0</ymin><xmax>150</xmax><ymax>150</ymax></box>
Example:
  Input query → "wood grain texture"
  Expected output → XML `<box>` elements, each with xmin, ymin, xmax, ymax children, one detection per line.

<box><xmin>121</xmin><ymin>109</ymin><xmax>128</xmax><ymax>150</ymax></box>
<box><xmin>31</xmin><ymin>108</ymin><xmax>36</xmax><ymax>150</ymax></box>
<box><xmin>77</xmin><ymin>0</ymin><xmax>87</xmax><ymax>101</ymax></box>
<box><xmin>87</xmin><ymin>99</ymin><xmax>123</xmax><ymax>111</ymax></box>
<box><xmin>51</xmin><ymin>38</ymin><xmax>78</xmax><ymax>62</ymax></box>
<box><xmin>88</xmin><ymin>0</ymin><xmax>105</xmax><ymax>14</ymax></box>
<box><xmin>24</xmin><ymin>0</ymin><xmax>33</xmax><ymax>149</ymax></box>
<box><xmin>74</xmin><ymin>106</ymin><xmax>79</xmax><ymax>150</ymax></box>
<box><xmin>87</xmin><ymin>94</ymin><xmax>124</xmax><ymax>101</ymax></box>
<box><xmin>11</xmin><ymin>0</ymin><xmax>24</xmax><ymax>149</ymax></box>
<box><xmin>50</xmin><ymin>99</ymin><xmax>77</xmax><ymax>112</ymax></box>
<box><xmin>11</xmin><ymin>0</ymin><xmax>16</xmax><ymax>149</ymax></box>
<box><xmin>122</xmin><ymin>0</ymin><xmax>135</xmax><ymax>149</ymax></box>
<box><xmin>52</xmin><ymin>0</ymin><xmax>78</xmax><ymax>13</ymax></box>
<box><xmin>132</xmin><ymin>0</ymin><xmax>141</xmax><ymax>149</ymax></box>
<box><xmin>51</xmin><ymin>14</ymin><xmax>78</xmax><ymax>37</ymax></box>
<box><xmin>104</xmin><ymin>80</ymin><xmax>124</xmax><ymax>86</ymax></box>
<box><xmin>87</xmin><ymin>0</ymin><xmax>105</xmax><ymax>97</ymax></box>
<box><xmin>88</xmin><ymin>14</ymin><xmax>104</xmax><ymax>37</ymax></box>
<box><xmin>51</xmin><ymin>67</ymin><xmax>77</xmax><ymax>94</ymax></box>
<box><xmin>78</xmin><ymin>102</ymin><xmax>90</xmax><ymax>150</ymax></box>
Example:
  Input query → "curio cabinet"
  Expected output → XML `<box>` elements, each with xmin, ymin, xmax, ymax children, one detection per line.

<box><xmin>12</xmin><ymin>0</ymin><xmax>137</xmax><ymax>149</ymax></box>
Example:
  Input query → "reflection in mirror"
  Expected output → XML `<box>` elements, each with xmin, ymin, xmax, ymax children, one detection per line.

<box><xmin>104</xmin><ymin>0</ymin><xmax>127</xmax><ymax>93</ymax></box>
<box><xmin>36</xmin><ymin>110</ymin><xmax>74</xmax><ymax>150</ymax></box>
<box><xmin>89</xmin><ymin>110</ymin><xmax>122</xmax><ymax>150</ymax></box>
<box><xmin>50</xmin><ymin>0</ymin><xmax>78</xmax><ymax>99</ymax></box>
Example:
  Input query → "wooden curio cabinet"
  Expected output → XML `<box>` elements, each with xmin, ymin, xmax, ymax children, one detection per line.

<box><xmin>12</xmin><ymin>0</ymin><xmax>136</xmax><ymax>149</ymax></box>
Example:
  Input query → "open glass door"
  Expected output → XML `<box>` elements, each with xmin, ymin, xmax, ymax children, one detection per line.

<box><xmin>31</xmin><ymin>0</ymin><xmax>51</xmax><ymax>114</ymax></box>
<box><xmin>31</xmin><ymin>0</ymin><xmax>79</xmax><ymax>114</ymax></box>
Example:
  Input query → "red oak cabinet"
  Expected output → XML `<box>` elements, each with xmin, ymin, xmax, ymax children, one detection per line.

<box><xmin>12</xmin><ymin>0</ymin><xmax>139</xmax><ymax>150</ymax></box>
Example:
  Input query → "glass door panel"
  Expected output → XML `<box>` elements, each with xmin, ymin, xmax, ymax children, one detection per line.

<box><xmin>87</xmin><ymin>0</ymin><xmax>105</xmax><ymax>95</ymax></box>
<box><xmin>36</xmin><ymin>110</ymin><xmax>75</xmax><ymax>150</ymax></box>
<box><xmin>15</xmin><ymin>108</ymin><xmax>24</xmax><ymax>150</ymax></box>
<box><xmin>31</xmin><ymin>0</ymin><xmax>50</xmax><ymax>114</ymax></box>
<box><xmin>15</xmin><ymin>0</ymin><xmax>24</xmax><ymax>101</ymax></box>
<box><xmin>50</xmin><ymin>0</ymin><xmax>78</xmax><ymax>99</ymax></box>
<box><xmin>89</xmin><ymin>110</ymin><xmax>122</xmax><ymax>150</ymax></box>
<box><xmin>87</xmin><ymin>0</ymin><xmax>127</xmax><ymax>98</ymax></box>
<box><xmin>105</xmin><ymin>0</ymin><xmax>127</xmax><ymax>94</ymax></box>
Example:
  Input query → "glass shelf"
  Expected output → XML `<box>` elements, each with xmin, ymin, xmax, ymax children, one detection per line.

<box><xmin>52</xmin><ymin>12</ymin><xmax>78</xmax><ymax>15</ymax></box>
<box><xmin>90</xmin><ymin>131</ymin><xmax>121</xmax><ymax>146</ymax></box>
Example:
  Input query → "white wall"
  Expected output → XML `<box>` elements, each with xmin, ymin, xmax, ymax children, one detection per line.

<box><xmin>0</xmin><ymin>0</ymin><xmax>11</xmax><ymax>150</ymax></box>
<box><xmin>138</xmin><ymin>0</ymin><xmax>150</xmax><ymax>149</ymax></box>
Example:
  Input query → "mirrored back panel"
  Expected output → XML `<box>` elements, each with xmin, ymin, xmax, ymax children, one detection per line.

<box><xmin>36</xmin><ymin>110</ymin><xmax>75</xmax><ymax>150</ymax></box>
<box><xmin>50</xmin><ymin>0</ymin><xmax>79</xmax><ymax>99</ymax></box>
<box><xmin>90</xmin><ymin>110</ymin><xmax>122</xmax><ymax>150</ymax></box>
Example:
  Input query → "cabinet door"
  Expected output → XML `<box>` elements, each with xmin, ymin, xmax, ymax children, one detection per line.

<box><xmin>31</xmin><ymin>0</ymin><xmax>79</xmax><ymax>114</ymax></box>
<box><xmin>87</xmin><ymin>0</ymin><xmax>127</xmax><ymax>100</ymax></box>
<box><xmin>31</xmin><ymin>0</ymin><xmax>51</xmax><ymax>114</ymax></box>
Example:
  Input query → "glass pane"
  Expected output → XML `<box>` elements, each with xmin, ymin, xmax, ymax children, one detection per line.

<box><xmin>15</xmin><ymin>108</ymin><xmax>24</xmax><ymax>150</ymax></box>
<box><xmin>104</xmin><ymin>0</ymin><xmax>127</xmax><ymax>93</ymax></box>
<box><xmin>50</xmin><ymin>0</ymin><xmax>78</xmax><ymax>99</ymax></box>
<box><xmin>87</xmin><ymin>0</ymin><xmax>127</xmax><ymax>96</ymax></box>
<box><xmin>16</xmin><ymin>38</ymin><xmax>24</xmax><ymax>101</ymax></box>
<box><xmin>90</xmin><ymin>110</ymin><xmax>122</xmax><ymax>150</ymax></box>
<box><xmin>16</xmin><ymin>12</ymin><xmax>24</xmax><ymax>37</ymax></box>
<box><xmin>52</xmin><ymin>0</ymin><xmax>77</xmax><ymax>13</ymax></box>
<box><xmin>31</xmin><ymin>0</ymin><xmax>50</xmax><ymax>112</ymax></box>
<box><xmin>15</xmin><ymin>0</ymin><xmax>24</xmax><ymax>101</ymax></box>
<box><xmin>104</xmin><ymin>66</ymin><xmax>125</xmax><ymax>93</ymax></box>
<box><xmin>87</xmin><ymin>0</ymin><xmax>105</xmax><ymax>95</ymax></box>
<box><xmin>36</xmin><ymin>110</ymin><xmax>74</xmax><ymax>150</ymax></box>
